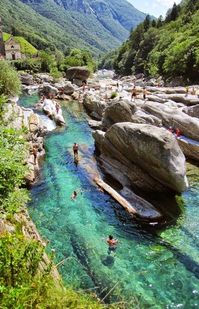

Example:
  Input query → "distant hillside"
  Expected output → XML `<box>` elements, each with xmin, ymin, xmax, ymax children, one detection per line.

<box><xmin>0</xmin><ymin>0</ymin><xmax>146</xmax><ymax>55</ymax></box>
<box><xmin>3</xmin><ymin>33</ymin><xmax>37</xmax><ymax>55</ymax></box>
<box><xmin>113</xmin><ymin>0</ymin><xmax>199</xmax><ymax>83</ymax></box>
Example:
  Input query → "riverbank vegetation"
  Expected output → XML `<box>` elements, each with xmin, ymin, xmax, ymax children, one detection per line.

<box><xmin>0</xmin><ymin>61</ymin><xmax>113</xmax><ymax>308</ymax></box>
<box><xmin>102</xmin><ymin>0</ymin><xmax>199</xmax><ymax>84</ymax></box>
<box><xmin>12</xmin><ymin>48</ymin><xmax>96</xmax><ymax>80</ymax></box>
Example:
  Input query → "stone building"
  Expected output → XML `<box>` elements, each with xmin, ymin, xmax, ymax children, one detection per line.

<box><xmin>0</xmin><ymin>17</ymin><xmax>22</xmax><ymax>60</ymax></box>
<box><xmin>4</xmin><ymin>37</ymin><xmax>22</xmax><ymax>60</ymax></box>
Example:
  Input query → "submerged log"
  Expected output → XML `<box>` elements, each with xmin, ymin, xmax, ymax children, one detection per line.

<box><xmin>94</xmin><ymin>177</ymin><xmax>162</xmax><ymax>221</ymax></box>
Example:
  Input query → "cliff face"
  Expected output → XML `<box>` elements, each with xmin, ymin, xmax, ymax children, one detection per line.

<box><xmin>1</xmin><ymin>0</ymin><xmax>146</xmax><ymax>54</ymax></box>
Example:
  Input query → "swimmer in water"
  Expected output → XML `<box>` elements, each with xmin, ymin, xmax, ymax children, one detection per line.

<box><xmin>71</xmin><ymin>191</ymin><xmax>78</xmax><ymax>200</ymax></box>
<box><xmin>106</xmin><ymin>235</ymin><xmax>118</xmax><ymax>255</ymax></box>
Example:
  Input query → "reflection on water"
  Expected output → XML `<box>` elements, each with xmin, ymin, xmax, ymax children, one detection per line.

<box><xmin>19</xmin><ymin>97</ymin><xmax>199</xmax><ymax>308</ymax></box>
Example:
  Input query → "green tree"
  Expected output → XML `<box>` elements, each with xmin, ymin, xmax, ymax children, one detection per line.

<box><xmin>0</xmin><ymin>61</ymin><xmax>21</xmax><ymax>96</ymax></box>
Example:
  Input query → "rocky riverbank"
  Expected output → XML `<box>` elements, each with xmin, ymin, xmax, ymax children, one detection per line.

<box><xmin>82</xmin><ymin>71</ymin><xmax>199</xmax><ymax>217</ymax></box>
<box><xmin>19</xmin><ymin>69</ymin><xmax>199</xmax><ymax>220</ymax></box>
<box><xmin>3</xmin><ymin>97</ymin><xmax>47</xmax><ymax>185</ymax></box>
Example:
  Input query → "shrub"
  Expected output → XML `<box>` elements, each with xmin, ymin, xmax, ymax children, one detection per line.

<box><xmin>0</xmin><ymin>61</ymin><xmax>21</xmax><ymax>96</ymax></box>
<box><xmin>110</xmin><ymin>92</ymin><xmax>117</xmax><ymax>99</ymax></box>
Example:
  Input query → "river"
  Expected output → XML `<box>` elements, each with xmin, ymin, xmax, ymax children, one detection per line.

<box><xmin>19</xmin><ymin>94</ymin><xmax>199</xmax><ymax>308</ymax></box>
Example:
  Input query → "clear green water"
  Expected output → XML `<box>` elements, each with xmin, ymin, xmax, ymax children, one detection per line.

<box><xmin>19</xmin><ymin>95</ymin><xmax>199</xmax><ymax>308</ymax></box>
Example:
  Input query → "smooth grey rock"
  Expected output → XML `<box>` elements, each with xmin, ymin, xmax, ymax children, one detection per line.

<box><xmin>83</xmin><ymin>94</ymin><xmax>107</xmax><ymax>120</ymax></box>
<box><xmin>102</xmin><ymin>100</ymin><xmax>161</xmax><ymax>129</ymax></box>
<box><xmin>142</xmin><ymin>101</ymin><xmax>199</xmax><ymax>141</ymax></box>
<box><xmin>183</xmin><ymin>104</ymin><xmax>199</xmax><ymax>118</ymax></box>
<box><xmin>88</xmin><ymin>120</ymin><xmax>102</xmax><ymax>129</ymax></box>
<box><xmin>94</xmin><ymin>123</ymin><xmax>188</xmax><ymax>193</ymax></box>
<box><xmin>42</xmin><ymin>84</ymin><xmax>58</xmax><ymax>97</ymax></box>
<box><xmin>20</xmin><ymin>74</ymin><xmax>34</xmax><ymax>85</ymax></box>
<box><xmin>66</xmin><ymin>66</ymin><xmax>90</xmax><ymax>81</ymax></box>
<box><xmin>35</xmin><ymin>73</ymin><xmax>53</xmax><ymax>83</ymax></box>
<box><xmin>178</xmin><ymin>136</ymin><xmax>199</xmax><ymax>161</ymax></box>
<box><xmin>156</xmin><ymin>93</ymin><xmax>199</xmax><ymax>106</ymax></box>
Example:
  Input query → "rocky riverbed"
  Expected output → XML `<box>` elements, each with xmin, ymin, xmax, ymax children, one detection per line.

<box><xmin>19</xmin><ymin>69</ymin><xmax>199</xmax><ymax>219</ymax></box>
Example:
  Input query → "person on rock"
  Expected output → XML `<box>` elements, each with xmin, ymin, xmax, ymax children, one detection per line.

<box><xmin>175</xmin><ymin>128</ymin><xmax>181</xmax><ymax>137</ymax></box>
<box><xmin>106</xmin><ymin>235</ymin><xmax>118</xmax><ymax>255</ymax></box>
<box><xmin>168</xmin><ymin>126</ymin><xmax>174</xmax><ymax>134</ymax></box>
<box><xmin>131</xmin><ymin>86</ymin><xmax>137</xmax><ymax>101</ymax></box>
<box><xmin>32</xmin><ymin>145</ymin><xmax>38</xmax><ymax>164</ymax></box>
<box><xmin>82</xmin><ymin>80</ymin><xmax>87</xmax><ymax>92</ymax></box>
<box><xmin>185</xmin><ymin>86</ymin><xmax>189</xmax><ymax>97</ymax></box>
<box><xmin>56</xmin><ymin>102</ymin><xmax>60</xmax><ymax>114</ymax></box>
<box><xmin>143</xmin><ymin>87</ymin><xmax>147</xmax><ymax>101</ymax></box>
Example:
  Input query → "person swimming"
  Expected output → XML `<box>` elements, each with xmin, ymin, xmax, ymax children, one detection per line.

<box><xmin>106</xmin><ymin>235</ymin><xmax>118</xmax><ymax>255</ymax></box>
<box><xmin>71</xmin><ymin>191</ymin><xmax>78</xmax><ymax>200</ymax></box>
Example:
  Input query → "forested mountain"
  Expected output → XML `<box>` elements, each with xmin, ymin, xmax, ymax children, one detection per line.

<box><xmin>0</xmin><ymin>0</ymin><xmax>146</xmax><ymax>55</ymax></box>
<box><xmin>111</xmin><ymin>0</ymin><xmax>199</xmax><ymax>83</ymax></box>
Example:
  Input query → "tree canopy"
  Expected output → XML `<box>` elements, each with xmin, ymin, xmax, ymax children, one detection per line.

<box><xmin>112</xmin><ymin>0</ymin><xmax>199</xmax><ymax>83</ymax></box>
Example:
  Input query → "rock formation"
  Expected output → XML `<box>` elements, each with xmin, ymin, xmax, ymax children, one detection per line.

<box><xmin>142</xmin><ymin>101</ymin><xmax>199</xmax><ymax>141</ymax></box>
<box><xmin>93</xmin><ymin>123</ymin><xmax>188</xmax><ymax>193</ymax></box>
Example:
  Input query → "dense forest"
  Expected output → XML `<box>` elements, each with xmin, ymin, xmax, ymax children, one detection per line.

<box><xmin>0</xmin><ymin>0</ymin><xmax>146</xmax><ymax>55</ymax></box>
<box><xmin>101</xmin><ymin>0</ymin><xmax>199</xmax><ymax>83</ymax></box>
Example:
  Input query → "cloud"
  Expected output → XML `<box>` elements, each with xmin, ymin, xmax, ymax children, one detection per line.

<box><xmin>128</xmin><ymin>0</ymin><xmax>181</xmax><ymax>17</ymax></box>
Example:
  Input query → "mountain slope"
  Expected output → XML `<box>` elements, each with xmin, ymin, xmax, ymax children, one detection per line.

<box><xmin>113</xmin><ymin>0</ymin><xmax>199</xmax><ymax>83</ymax></box>
<box><xmin>0</xmin><ymin>0</ymin><xmax>146</xmax><ymax>55</ymax></box>
<box><xmin>3</xmin><ymin>33</ymin><xmax>37</xmax><ymax>55</ymax></box>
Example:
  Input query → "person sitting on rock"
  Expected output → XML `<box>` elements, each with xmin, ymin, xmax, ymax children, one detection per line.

<box><xmin>175</xmin><ymin>128</ymin><xmax>181</xmax><ymax>137</ymax></box>
<box><xmin>106</xmin><ymin>235</ymin><xmax>118</xmax><ymax>255</ymax></box>
<box><xmin>168</xmin><ymin>126</ymin><xmax>174</xmax><ymax>134</ymax></box>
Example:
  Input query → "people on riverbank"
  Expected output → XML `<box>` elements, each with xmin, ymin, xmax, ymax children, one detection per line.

<box><xmin>131</xmin><ymin>86</ymin><xmax>137</xmax><ymax>101</ymax></box>
<box><xmin>175</xmin><ymin>128</ymin><xmax>181</xmax><ymax>137</ymax></box>
<box><xmin>185</xmin><ymin>86</ymin><xmax>189</xmax><ymax>97</ymax></box>
<box><xmin>143</xmin><ymin>87</ymin><xmax>147</xmax><ymax>101</ymax></box>
<box><xmin>106</xmin><ymin>235</ymin><xmax>118</xmax><ymax>255</ymax></box>
<box><xmin>32</xmin><ymin>145</ymin><xmax>38</xmax><ymax>164</ymax></box>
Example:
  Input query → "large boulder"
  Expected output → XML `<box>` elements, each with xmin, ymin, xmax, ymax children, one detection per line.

<box><xmin>43</xmin><ymin>98</ymin><xmax>56</xmax><ymax>116</ymax></box>
<box><xmin>83</xmin><ymin>94</ymin><xmax>107</xmax><ymax>120</ymax></box>
<box><xmin>93</xmin><ymin>123</ymin><xmax>188</xmax><ymax>193</ymax></box>
<box><xmin>35</xmin><ymin>73</ymin><xmax>54</xmax><ymax>83</ymax></box>
<box><xmin>183</xmin><ymin>104</ymin><xmax>199</xmax><ymax>118</ymax></box>
<box><xmin>155</xmin><ymin>93</ymin><xmax>199</xmax><ymax>106</ymax></box>
<box><xmin>54</xmin><ymin>81</ymin><xmax>75</xmax><ymax>95</ymax></box>
<box><xmin>102</xmin><ymin>100</ymin><xmax>161</xmax><ymax>129</ymax></box>
<box><xmin>42</xmin><ymin>99</ymin><xmax>65</xmax><ymax>126</ymax></box>
<box><xmin>102</xmin><ymin>101</ymin><xmax>137</xmax><ymax>129</ymax></box>
<box><xmin>65</xmin><ymin>66</ymin><xmax>90</xmax><ymax>82</ymax></box>
<box><xmin>28</xmin><ymin>113</ymin><xmax>41</xmax><ymax>133</ymax></box>
<box><xmin>177</xmin><ymin>136</ymin><xmax>199</xmax><ymax>161</ymax></box>
<box><xmin>142</xmin><ymin>101</ymin><xmax>199</xmax><ymax>141</ymax></box>
<box><xmin>41</xmin><ymin>84</ymin><xmax>58</xmax><ymax>97</ymax></box>
<box><xmin>20</xmin><ymin>74</ymin><xmax>34</xmax><ymax>85</ymax></box>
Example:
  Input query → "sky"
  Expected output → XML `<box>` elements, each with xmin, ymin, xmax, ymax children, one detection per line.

<box><xmin>127</xmin><ymin>0</ymin><xmax>182</xmax><ymax>17</ymax></box>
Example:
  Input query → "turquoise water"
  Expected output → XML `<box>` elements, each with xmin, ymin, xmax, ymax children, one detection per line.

<box><xmin>19</xmin><ymin>95</ymin><xmax>199</xmax><ymax>308</ymax></box>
